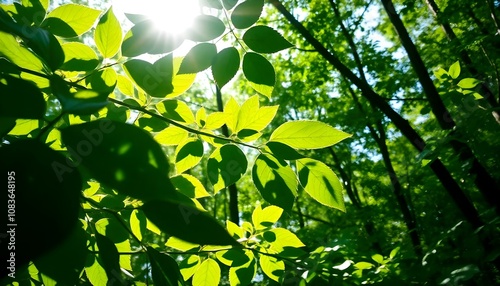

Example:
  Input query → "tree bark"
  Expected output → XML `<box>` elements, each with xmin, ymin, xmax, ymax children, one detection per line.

<box><xmin>215</xmin><ymin>86</ymin><xmax>240</xmax><ymax>225</ymax></box>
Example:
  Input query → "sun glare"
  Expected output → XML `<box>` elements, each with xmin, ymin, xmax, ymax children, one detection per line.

<box><xmin>113</xmin><ymin>0</ymin><xmax>200</xmax><ymax>35</ymax></box>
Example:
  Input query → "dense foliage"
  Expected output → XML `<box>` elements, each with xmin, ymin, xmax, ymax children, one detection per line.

<box><xmin>0</xmin><ymin>0</ymin><xmax>499</xmax><ymax>285</ymax></box>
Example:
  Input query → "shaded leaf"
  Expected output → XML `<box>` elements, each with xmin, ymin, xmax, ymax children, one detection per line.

<box><xmin>60</xmin><ymin>120</ymin><xmax>178</xmax><ymax>201</ymax></box>
<box><xmin>229</xmin><ymin>252</ymin><xmax>257</xmax><ymax>286</ymax></box>
<box><xmin>252</xmin><ymin>154</ymin><xmax>297</xmax><ymax>212</ymax></box>
<box><xmin>231</xmin><ymin>0</ymin><xmax>264</xmax><ymax>29</ymax></box>
<box><xmin>147</xmin><ymin>246</ymin><xmax>185</xmax><ymax>286</ymax></box>
<box><xmin>179</xmin><ymin>43</ymin><xmax>217</xmax><ymax>74</ymax></box>
<box><xmin>242</xmin><ymin>52</ymin><xmax>275</xmax><ymax>98</ymax></box>
<box><xmin>207</xmin><ymin>144</ymin><xmax>248</xmax><ymax>194</ymax></box>
<box><xmin>142</xmin><ymin>200</ymin><xmax>238</xmax><ymax>246</ymax></box>
<box><xmin>265</xmin><ymin>142</ymin><xmax>304</xmax><ymax>161</ymax></box>
<box><xmin>186</xmin><ymin>15</ymin><xmax>225</xmax><ymax>42</ymax></box>
<box><xmin>157</xmin><ymin>99</ymin><xmax>195</xmax><ymax>124</ymax></box>
<box><xmin>243</xmin><ymin>25</ymin><xmax>293</xmax><ymax>53</ymax></box>
<box><xmin>0</xmin><ymin>74</ymin><xmax>45</xmax><ymax>119</ymax></box>
<box><xmin>223</xmin><ymin>0</ymin><xmax>238</xmax><ymax>10</ymax></box>
<box><xmin>212</xmin><ymin>47</ymin><xmax>240</xmax><ymax>89</ymax></box>
<box><xmin>95</xmin><ymin>233</ymin><xmax>121</xmax><ymax>282</ymax></box>
<box><xmin>123</xmin><ymin>54</ymin><xmax>174</xmax><ymax>97</ymax></box>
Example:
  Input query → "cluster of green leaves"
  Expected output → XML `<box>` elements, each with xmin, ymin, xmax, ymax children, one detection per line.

<box><xmin>0</xmin><ymin>0</ymin><xmax>351</xmax><ymax>284</ymax></box>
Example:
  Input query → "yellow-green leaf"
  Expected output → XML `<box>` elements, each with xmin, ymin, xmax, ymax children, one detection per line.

<box><xmin>252</xmin><ymin>205</ymin><xmax>283</xmax><ymax>230</ymax></box>
<box><xmin>236</xmin><ymin>95</ymin><xmax>278</xmax><ymax>132</ymax></box>
<box><xmin>297</xmin><ymin>158</ymin><xmax>345</xmax><ymax>211</ymax></box>
<box><xmin>179</xmin><ymin>255</ymin><xmax>201</xmax><ymax>281</ymax></box>
<box><xmin>175</xmin><ymin>138</ymin><xmax>204</xmax><ymax>174</ymax></box>
<box><xmin>171</xmin><ymin>174</ymin><xmax>211</xmax><ymax>198</ymax></box>
<box><xmin>224</xmin><ymin>97</ymin><xmax>240</xmax><ymax>133</ymax></box>
<box><xmin>43</xmin><ymin>4</ymin><xmax>101</xmax><ymax>37</ymax></box>
<box><xmin>270</xmin><ymin>120</ymin><xmax>351</xmax><ymax>149</ymax></box>
<box><xmin>95</xmin><ymin>7</ymin><xmax>122</xmax><ymax>58</ymax></box>
<box><xmin>60</xmin><ymin>42</ymin><xmax>100</xmax><ymax>71</ymax></box>
<box><xmin>155</xmin><ymin>126</ymin><xmax>189</xmax><ymax>146</ymax></box>
<box><xmin>259</xmin><ymin>254</ymin><xmax>284</xmax><ymax>282</ymax></box>
<box><xmin>207</xmin><ymin>144</ymin><xmax>248</xmax><ymax>194</ymax></box>
<box><xmin>266</xmin><ymin>228</ymin><xmax>305</xmax><ymax>252</ymax></box>
<box><xmin>448</xmin><ymin>61</ymin><xmax>460</xmax><ymax>79</ymax></box>
<box><xmin>226</xmin><ymin>220</ymin><xmax>244</xmax><ymax>239</ymax></box>
<box><xmin>192</xmin><ymin>258</ymin><xmax>221</xmax><ymax>286</ymax></box>
<box><xmin>205</xmin><ymin>112</ymin><xmax>227</xmax><ymax>130</ymax></box>
<box><xmin>457</xmin><ymin>78</ymin><xmax>481</xmax><ymax>89</ymax></box>
<box><xmin>0</xmin><ymin>31</ymin><xmax>44</xmax><ymax>72</ymax></box>
<box><xmin>166</xmin><ymin>236</ymin><xmax>199</xmax><ymax>252</ymax></box>
<box><xmin>157</xmin><ymin>99</ymin><xmax>196</xmax><ymax>124</ymax></box>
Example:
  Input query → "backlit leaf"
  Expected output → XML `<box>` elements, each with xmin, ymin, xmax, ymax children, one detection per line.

<box><xmin>252</xmin><ymin>205</ymin><xmax>283</xmax><ymax>230</ymax></box>
<box><xmin>166</xmin><ymin>236</ymin><xmax>200</xmax><ymax>252</ymax></box>
<box><xmin>179</xmin><ymin>255</ymin><xmax>201</xmax><ymax>280</ymax></box>
<box><xmin>236</xmin><ymin>95</ymin><xmax>278</xmax><ymax>132</ymax></box>
<box><xmin>212</xmin><ymin>47</ymin><xmax>240</xmax><ymax>89</ymax></box>
<box><xmin>192</xmin><ymin>258</ymin><xmax>221</xmax><ymax>286</ymax></box>
<box><xmin>266</xmin><ymin>228</ymin><xmax>305</xmax><ymax>252</ymax></box>
<box><xmin>168</xmin><ymin>57</ymin><xmax>197</xmax><ymax>98</ymax></box>
<box><xmin>95</xmin><ymin>7</ymin><xmax>122</xmax><ymax>58</ymax></box>
<box><xmin>156</xmin><ymin>99</ymin><xmax>195</xmax><ymax>124</ymax></box>
<box><xmin>223</xmin><ymin>97</ymin><xmax>240</xmax><ymax>132</ymax></box>
<box><xmin>228</xmin><ymin>251</ymin><xmax>257</xmax><ymax>286</ymax></box>
<box><xmin>457</xmin><ymin>78</ymin><xmax>481</xmax><ymax>89</ymax></box>
<box><xmin>155</xmin><ymin>126</ymin><xmax>189</xmax><ymax>146</ymax></box>
<box><xmin>171</xmin><ymin>174</ymin><xmax>211</xmax><ymax>198</ymax></box>
<box><xmin>448</xmin><ymin>61</ymin><xmax>460</xmax><ymax>79</ymax></box>
<box><xmin>297</xmin><ymin>158</ymin><xmax>345</xmax><ymax>211</ymax></box>
<box><xmin>130</xmin><ymin>209</ymin><xmax>147</xmax><ymax>241</ymax></box>
<box><xmin>243</xmin><ymin>25</ymin><xmax>293</xmax><ymax>53</ymax></box>
<box><xmin>0</xmin><ymin>31</ymin><xmax>44</xmax><ymax>72</ymax></box>
<box><xmin>60</xmin><ymin>42</ymin><xmax>100</xmax><ymax>71</ymax></box>
<box><xmin>252</xmin><ymin>154</ymin><xmax>297</xmax><ymax>212</ymax></box>
<box><xmin>259</xmin><ymin>254</ymin><xmax>284</xmax><ymax>282</ymax></box>
<box><xmin>270</xmin><ymin>121</ymin><xmax>351</xmax><ymax>149</ymax></box>
<box><xmin>42</xmin><ymin>4</ymin><xmax>101</xmax><ymax>37</ymax></box>
<box><xmin>95</xmin><ymin>233</ymin><xmax>121</xmax><ymax>282</ymax></box>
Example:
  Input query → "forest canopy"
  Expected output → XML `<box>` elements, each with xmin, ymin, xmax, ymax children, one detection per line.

<box><xmin>1</xmin><ymin>0</ymin><xmax>500</xmax><ymax>285</ymax></box>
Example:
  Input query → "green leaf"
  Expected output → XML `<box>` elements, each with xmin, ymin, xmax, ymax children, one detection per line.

<box><xmin>0</xmin><ymin>31</ymin><xmax>44</xmax><ymax>72</ymax></box>
<box><xmin>179</xmin><ymin>43</ymin><xmax>217</xmax><ymax>74</ymax></box>
<box><xmin>229</xmin><ymin>251</ymin><xmax>257</xmax><ymax>286</ymax></box>
<box><xmin>95</xmin><ymin>233</ymin><xmax>121</xmax><ymax>282</ymax></box>
<box><xmin>166</xmin><ymin>236</ymin><xmax>200</xmax><ymax>252</ymax></box>
<box><xmin>236</xmin><ymin>95</ymin><xmax>278</xmax><ymax>132</ymax></box>
<box><xmin>448</xmin><ymin>61</ymin><xmax>460</xmax><ymax>79</ymax></box>
<box><xmin>259</xmin><ymin>254</ymin><xmax>284</xmax><ymax>282</ymax></box>
<box><xmin>242</xmin><ymin>52</ymin><xmax>275</xmax><ymax>98</ymax></box>
<box><xmin>265</xmin><ymin>142</ymin><xmax>304</xmax><ymax>160</ymax></box>
<box><xmin>130</xmin><ymin>209</ymin><xmax>147</xmax><ymax>241</ymax></box>
<box><xmin>0</xmin><ymin>139</ymin><xmax>82</xmax><ymax>267</ymax></box>
<box><xmin>156</xmin><ymin>99</ymin><xmax>195</xmax><ymax>124</ymax></box>
<box><xmin>168</xmin><ymin>57</ymin><xmax>197</xmax><ymax>98</ymax></box>
<box><xmin>265</xmin><ymin>228</ymin><xmax>305</xmax><ymax>252</ymax></box>
<box><xmin>171</xmin><ymin>174</ymin><xmax>211</xmax><ymax>198</ymax></box>
<box><xmin>175</xmin><ymin>138</ymin><xmax>204</xmax><ymax>174</ymax></box>
<box><xmin>252</xmin><ymin>205</ymin><xmax>283</xmax><ymax>230</ymax></box>
<box><xmin>50</xmin><ymin>75</ymin><xmax>109</xmax><ymax>115</ymax></box>
<box><xmin>212</xmin><ymin>47</ymin><xmax>240</xmax><ymax>89</ymax></box>
<box><xmin>354</xmin><ymin>261</ymin><xmax>374</xmax><ymax>270</ymax></box>
<box><xmin>243</xmin><ymin>25</ymin><xmax>293</xmax><ymax>53</ymax></box>
<box><xmin>205</xmin><ymin>112</ymin><xmax>227</xmax><ymax>130</ymax></box>
<box><xmin>226</xmin><ymin>220</ymin><xmax>244</xmax><ymax>239</ymax></box>
<box><xmin>179</xmin><ymin>255</ymin><xmax>201</xmax><ymax>281</ymax></box>
<box><xmin>371</xmin><ymin>254</ymin><xmax>384</xmax><ymax>264</ymax></box>
<box><xmin>216</xmin><ymin>248</ymin><xmax>251</xmax><ymax>267</ymax></box>
<box><xmin>270</xmin><ymin>121</ymin><xmax>351</xmax><ymax>149</ymax></box>
<box><xmin>223</xmin><ymin>0</ymin><xmax>238</xmax><ymax>10</ymax></box>
<box><xmin>95</xmin><ymin>7</ymin><xmax>122</xmax><ymax>58</ymax></box>
<box><xmin>297</xmin><ymin>158</ymin><xmax>346</xmax><ymax>211</ymax></box>
<box><xmin>147</xmin><ymin>246</ymin><xmax>185</xmax><ymax>286</ymax></box>
<box><xmin>389</xmin><ymin>246</ymin><xmax>400</xmax><ymax>259</ymax></box>
<box><xmin>33</xmin><ymin>226</ymin><xmax>88</xmax><ymax>285</ymax></box>
<box><xmin>155</xmin><ymin>126</ymin><xmax>189</xmax><ymax>146</ymax></box>
<box><xmin>95</xmin><ymin>217</ymin><xmax>130</xmax><ymax>243</ymax></box>
<box><xmin>42</xmin><ymin>3</ymin><xmax>101</xmax><ymax>37</ymax></box>
<box><xmin>60</xmin><ymin>120</ymin><xmax>178</xmax><ymax>202</ymax></box>
<box><xmin>252</xmin><ymin>154</ymin><xmax>297</xmax><ymax>212</ymax></box>
<box><xmin>60</xmin><ymin>42</ymin><xmax>100</xmax><ymax>71</ymax></box>
<box><xmin>192</xmin><ymin>258</ymin><xmax>221</xmax><ymax>286</ymax></box>
<box><xmin>87</xmin><ymin>67</ymin><xmax>117</xmax><ymax>93</ymax></box>
<box><xmin>186</xmin><ymin>15</ymin><xmax>225</xmax><ymax>42</ymax></box>
<box><xmin>85</xmin><ymin>255</ymin><xmax>108</xmax><ymax>286</ymax></box>
<box><xmin>121</xmin><ymin>19</ymin><xmax>184</xmax><ymax>57</ymax></box>
<box><xmin>0</xmin><ymin>74</ymin><xmax>45</xmax><ymax>119</ymax></box>
<box><xmin>200</xmin><ymin>0</ymin><xmax>223</xmax><ymax>9</ymax></box>
<box><xmin>207</xmin><ymin>144</ymin><xmax>248</xmax><ymax>194</ymax></box>
<box><xmin>224</xmin><ymin>96</ymin><xmax>240</xmax><ymax>132</ymax></box>
<box><xmin>0</xmin><ymin>10</ymin><xmax>65</xmax><ymax>70</ymax></box>
<box><xmin>123</xmin><ymin>54</ymin><xmax>174</xmax><ymax>97</ymax></box>
<box><xmin>142</xmin><ymin>200</ymin><xmax>238</xmax><ymax>246</ymax></box>
<box><xmin>231</xmin><ymin>0</ymin><xmax>264</xmax><ymax>29</ymax></box>
<box><xmin>11</xmin><ymin>0</ymin><xmax>47</xmax><ymax>25</ymax></box>
<box><xmin>457</xmin><ymin>78</ymin><xmax>481</xmax><ymax>89</ymax></box>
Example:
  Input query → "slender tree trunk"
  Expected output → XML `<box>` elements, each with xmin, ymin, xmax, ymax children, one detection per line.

<box><xmin>380</xmin><ymin>0</ymin><xmax>500</xmax><ymax>212</ymax></box>
<box><xmin>215</xmin><ymin>86</ymin><xmax>239</xmax><ymax>225</ymax></box>
<box><xmin>329</xmin><ymin>147</ymin><xmax>383</xmax><ymax>253</ymax></box>
<box><xmin>269</xmin><ymin>0</ymin><xmax>484</xmax><ymax>229</ymax></box>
